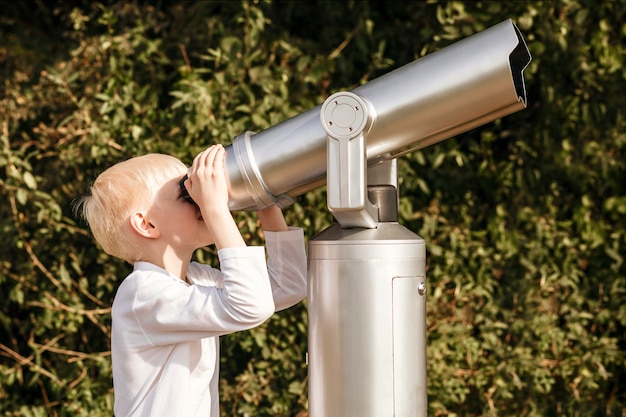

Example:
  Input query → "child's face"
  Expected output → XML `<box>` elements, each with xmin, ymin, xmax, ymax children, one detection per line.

<box><xmin>148</xmin><ymin>175</ymin><xmax>214</xmax><ymax>251</ymax></box>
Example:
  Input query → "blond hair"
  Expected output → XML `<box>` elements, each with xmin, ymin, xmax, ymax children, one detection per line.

<box><xmin>75</xmin><ymin>154</ymin><xmax>187</xmax><ymax>263</ymax></box>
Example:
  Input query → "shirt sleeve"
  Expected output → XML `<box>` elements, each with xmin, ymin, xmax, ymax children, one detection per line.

<box><xmin>113</xmin><ymin>247</ymin><xmax>275</xmax><ymax>347</ymax></box>
<box><xmin>264</xmin><ymin>227</ymin><xmax>308</xmax><ymax>311</ymax></box>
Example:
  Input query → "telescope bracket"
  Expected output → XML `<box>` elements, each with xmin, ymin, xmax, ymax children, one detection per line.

<box><xmin>321</xmin><ymin>92</ymin><xmax>378</xmax><ymax>229</ymax></box>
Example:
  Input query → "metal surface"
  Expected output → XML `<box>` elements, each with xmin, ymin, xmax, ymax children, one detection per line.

<box><xmin>308</xmin><ymin>223</ymin><xmax>427</xmax><ymax>417</ymax></box>
<box><xmin>225</xmin><ymin>19</ymin><xmax>531</xmax><ymax>210</ymax></box>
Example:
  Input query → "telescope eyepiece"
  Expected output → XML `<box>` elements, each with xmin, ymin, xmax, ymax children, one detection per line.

<box><xmin>179</xmin><ymin>174</ymin><xmax>197</xmax><ymax>206</ymax></box>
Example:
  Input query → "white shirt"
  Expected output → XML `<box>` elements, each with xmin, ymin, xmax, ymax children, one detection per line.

<box><xmin>111</xmin><ymin>228</ymin><xmax>307</xmax><ymax>417</ymax></box>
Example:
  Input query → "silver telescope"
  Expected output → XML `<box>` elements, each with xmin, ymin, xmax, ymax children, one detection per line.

<box><xmin>225</xmin><ymin>19</ymin><xmax>531</xmax><ymax>211</ymax></box>
<box><xmin>223</xmin><ymin>18</ymin><xmax>531</xmax><ymax>417</ymax></box>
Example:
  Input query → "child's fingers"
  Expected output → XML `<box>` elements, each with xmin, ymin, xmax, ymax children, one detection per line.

<box><xmin>191</xmin><ymin>144</ymin><xmax>222</xmax><ymax>175</ymax></box>
<box><xmin>190</xmin><ymin>147</ymin><xmax>208</xmax><ymax>176</ymax></box>
<box><xmin>203</xmin><ymin>144</ymin><xmax>224</xmax><ymax>175</ymax></box>
<box><xmin>212</xmin><ymin>145</ymin><xmax>226</xmax><ymax>173</ymax></box>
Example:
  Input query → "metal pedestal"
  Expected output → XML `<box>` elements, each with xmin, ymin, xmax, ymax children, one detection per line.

<box><xmin>308</xmin><ymin>223</ymin><xmax>427</xmax><ymax>417</ymax></box>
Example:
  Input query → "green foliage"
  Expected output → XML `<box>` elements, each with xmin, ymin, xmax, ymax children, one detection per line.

<box><xmin>1</xmin><ymin>0</ymin><xmax>625</xmax><ymax>416</ymax></box>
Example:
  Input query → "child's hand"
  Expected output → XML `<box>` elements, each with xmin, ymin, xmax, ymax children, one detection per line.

<box><xmin>184</xmin><ymin>144</ymin><xmax>246</xmax><ymax>249</ymax></box>
<box><xmin>186</xmin><ymin>144</ymin><xmax>229</xmax><ymax>213</ymax></box>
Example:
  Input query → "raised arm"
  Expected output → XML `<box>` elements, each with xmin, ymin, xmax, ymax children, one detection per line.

<box><xmin>258</xmin><ymin>205</ymin><xmax>308</xmax><ymax>311</ymax></box>
<box><xmin>257</xmin><ymin>205</ymin><xmax>289</xmax><ymax>232</ymax></box>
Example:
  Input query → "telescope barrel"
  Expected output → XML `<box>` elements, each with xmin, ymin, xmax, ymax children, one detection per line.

<box><xmin>225</xmin><ymin>19</ymin><xmax>531</xmax><ymax>211</ymax></box>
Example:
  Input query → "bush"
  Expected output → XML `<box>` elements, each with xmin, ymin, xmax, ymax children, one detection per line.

<box><xmin>1</xmin><ymin>1</ymin><xmax>624</xmax><ymax>416</ymax></box>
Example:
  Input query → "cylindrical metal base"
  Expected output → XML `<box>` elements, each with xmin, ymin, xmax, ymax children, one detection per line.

<box><xmin>308</xmin><ymin>223</ymin><xmax>427</xmax><ymax>417</ymax></box>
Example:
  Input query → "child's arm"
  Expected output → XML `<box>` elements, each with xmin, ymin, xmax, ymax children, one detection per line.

<box><xmin>258</xmin><ymin>205</ymin><xmax>308</xmax><ymax>311</ymax></box>
<box><xmin>257</xmin><ymin>205</ymin><xmax>288</xmax><ymax>232</ymax></box>
<box><xmin>114</xmin><ymin>252</ymin><xmax>275</xmax><ymax>347</ymax></box>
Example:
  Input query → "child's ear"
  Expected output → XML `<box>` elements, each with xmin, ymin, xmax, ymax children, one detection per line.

<box><xmin>129</xmin><ymin>212</ymin><xmax>160</xmax><ymax>239</ymax></box>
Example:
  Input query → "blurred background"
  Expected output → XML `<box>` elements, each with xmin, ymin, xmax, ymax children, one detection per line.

<box><xmin>1</xmin><ymin>1</ymin><xmax>625</xmax><ymax>416</ymax></box>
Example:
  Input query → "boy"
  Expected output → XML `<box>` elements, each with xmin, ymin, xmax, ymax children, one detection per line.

<box><xmin>75</xmin><ymin>144</ymin><xmax>307</xmax><ymax>416</ymax></box>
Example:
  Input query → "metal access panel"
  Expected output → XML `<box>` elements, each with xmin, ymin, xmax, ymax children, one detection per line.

<box><xmin>308</xmin><ymin>223</ymin><xmax>427</xmax><ymax>417</ymax></box>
